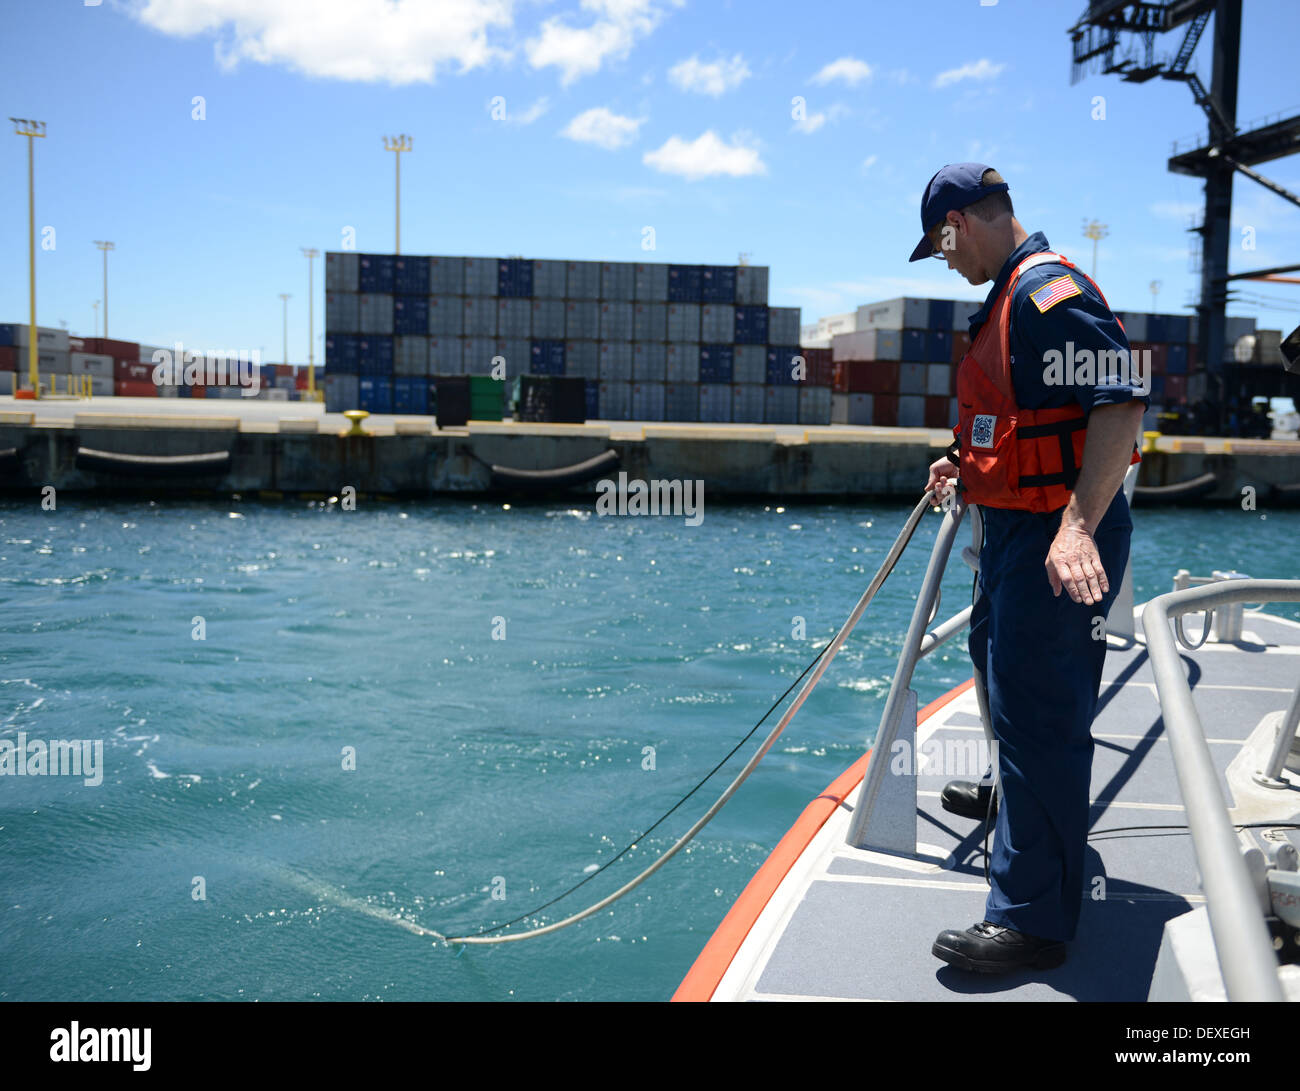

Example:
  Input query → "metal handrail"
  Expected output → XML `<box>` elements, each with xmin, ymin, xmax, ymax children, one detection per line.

<box><xmin>1142</xmin><ymin>579</ymin><xmax>1300</xmax><ymax>1002</ymax></box>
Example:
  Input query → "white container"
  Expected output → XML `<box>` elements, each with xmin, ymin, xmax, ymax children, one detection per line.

<box><xmin>832</xmin><ymin>329</ymin><xmax>876</xmax><ymax>362</ymax></box>
<box><xmin>855</xmin><ymin>297</ymin><xmax>929</xmax><ymax>331</ymax></box>
<box><xmin>565</xmin><ymin>301</ymin><xmax>600</xmax><ymax>340</ymax></box>
<box><xmin>600</xmin><ymin>302</ymin><xmax>634</xmax><ymax>341</ymax></box>
<box><xmin>530</xmin><ymin>299</ymin><xmax>566</xmax><ymax>340</ymax></box>
<box><xmin>598</xmin><ymin>341</ymin><xmax>632</xmax><ymax>381</ymax></box>
<box><xmin>925</xmin><ymin>364</ymin><xmax>952</xmax><ymax>396</ymax></box>
<box><xmin>325</xmin><ymin>252</ymin><xmax>360</xmax><ymax>293</ymax></box>
<box><xmin>429</xmin><ymin>256</ymin><xmax>465</xmax><ymax>295</ymax></box>
<box><xmin>358</xmin><ymin>293</ymin><xmax>394</xmax><ymax>335</ymax></box>
<box><xmin>327</xmin><ymin>291</ymin><xmax>360</xmax><ymax>333</ymax></box>
<box><xmin>768</xmin><ymin>307</ymin><xmax>801</xmax><ymax>345</ymax></box>
<box><xmin>634</xmin><ymin>263</ymin><xmax>668</xmax><ymax>302</ymax></box>
<box><xmin>601</xmin><ymin>262</ymin><xmax>636</xmax><ymax>301</ymax></box>
<box><xmin>633</xmin><ymin>302</ymin><xmax>667</xmax><ymax>341</ymax></box>
<box><xmin>565</xmin><ymin>340</ymin><xmax>599</xmax><ymax>379</ymax></box>
<box><xmin>733</xmin><ymin>344</ymin><xmax>766</xmax><ymax>384</ymax></box>
<box><xmin>70</xmin><ymin>351</ymin><xmax>114</xmax><ymax>378</ymax></box>
<box><xmin>732</xmin><ymin>383</ymin><xmax>764</xmax><ymax>423</ymax></box>
<box><xmin>666</xmin><ymin>303</ymin><xmax>700</xmax><ymax>342</ymax></box>
<box><xmin>632</xmin><ymin>342</ymin><xmax>666</xmax><ymax>381</ymax></box>
<box><xmin>665</xmin><ymin>343</ymin><xmax>700</xmax><ymax>383</ymax></box>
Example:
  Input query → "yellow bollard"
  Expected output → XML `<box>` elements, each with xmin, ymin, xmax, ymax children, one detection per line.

<box><xmin>1142</xmin><ymin>429</ymin><xmax>1161</xmax><ymax>455</ymax></box>
<box><xmin>342</xmin><ymin>409</ymin><xmax>370</xmax><ymax>437</ymax></box>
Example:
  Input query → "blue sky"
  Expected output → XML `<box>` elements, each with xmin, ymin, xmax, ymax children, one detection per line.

<box><xmin>2</xmin><ymin>0</ymin><xmax>1296</xmax><ymax>362</ymax></box>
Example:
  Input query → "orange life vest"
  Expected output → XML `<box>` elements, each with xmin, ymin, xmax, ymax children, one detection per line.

<box><xmin>954</xmin><ymin>250</ymin><xmax>1140</xmax><ymax>513</ymax></box>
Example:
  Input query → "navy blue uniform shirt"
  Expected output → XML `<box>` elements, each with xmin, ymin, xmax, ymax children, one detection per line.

<box><xmin>962</xmin><ymin>232</ymin><xmax>1151</xmax><ymax>416</ymax></box>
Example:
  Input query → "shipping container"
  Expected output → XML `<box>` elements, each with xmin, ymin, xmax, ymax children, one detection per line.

<box><xmin>925</xmin><ymin>364</ymin><xmax>952</xmax><ymax>397</ymax></box>
<box><xmin>394</xmin><ymin>335</ymin><xmax>429</xmax><ymax>376</ymax></box>
<box><xmin>429</xmin><ymin>256</ymin><xmax>465</xmax><ymax>295</ymax></box>
<box><xmin>359</xmin><ymin>377</ymin><xmax>394</xmax><ymax>414</ymax></box>
<box><xmin>429</xmin><ymin>337</ymin><xmax>462</xmax><ymax>375</ymax></box>
<box><xmin>0</xmin><ymin>345</ymin><xmax>15</xmax><ymax>370</ymax></box>
<box><xmin>530</xmin><ymin>298</ymin><xmax>566</xmax><ymax>340</ymax></box>
<box><xmin>566</xmin><ymin>260</ymin><xmax>601</xmax><ymax>300</ymax></box>
<box><xmin>428</xmin><ymin>295</ymin><xmax>464</xmax><ymax>336</ymax></box>
<box><xmin>359</xmin><ymin>293</ymin><xmax>395</xmax><ymax>335</ymax></box>
<box><xmin>924</xmin><ymin>395</ymin><xmax>952</xmax><ymax>428</ymax></box>
<box><xmin>700</xmin><ymin>304</ymin><xmax>735</xmax><ymax>343</ymax></box>
<box><xmin>326</xmin><ymin>291</ymin><xmax>359</xmax><ymax>332</ymax></box>
<box><xmin>856</xmin><ymin>297</ymin><xmax>929</xmax><ymax>331</ymax></box>
<box><xmin>666</xmin><ymin>303</ymin><xmax>701</xmax><ymax>342</ymax></box>
<box><xmin>634</xmin><ymin>262</ymin><xmax>668</xmax><ymax>302</ymax></box>
<box><xmin>733</xmin><ymin>343</ymin><xmax>766</xmax><ymax>385</ymax></box>
<box><xmin>832</xmin><ymin>329</ymin><xmax>876</xmax><ymax>362</ymax></box>
<box><xmin>764</xmin><ymin>386</ymin><xmax>798</xmax><ymax>424</ymax></box>
<box><xmin>599</xmin><ymin>380</ymin><xmax>632</xmax><ymax>420</ymax></box>
<box><xmin>565</xmin><ymin>300</ymin><xmax>601</xmax><ymax>340</ymax></box>
<box><xmin>631</xmin><ymin>341</ymin><xmax>666</xmax><ymax>382</ymax></box>
<box><xmin>497</xmin><ymin>297</ymin><xmax>531</xmax><ymax>339</ymax></box>
<box><xmin>394</xmin><ymin>256</ymin><xmax>430</xmax><ymax>296</ymax></box>
<box><xmin>633</xmin><ymin>302</ymin><xmax>667</xmax><ymax>342</ymax></box>
<box><xmin>82</xmin><ymin>336</ymin><xmax>136</xmax><ymax>360</ymax></box>
<box><xmin>70</xmin><ymin>352</ymin><xmax>114</xmax><ymax>378</ymax></box>
<box><xmin>87</xmin><ymin>375</ymin><xmax>115</xmax><ymax>397</ymax></box>
<box><xmin>668</xmin><ymin>264</ymin><xmax>702</xmax><ymax>303</ymax></box>
<box><xmin>732</xmin><ymin>383</ymin><xmax>764</xmax><ymax>423</ymax></box>
<box><xmin>1224</xmin><ymin>315</ymin><xmax>1256</xmax><ymax>343</ymax></box>
<box><xmin>698</xmin><ymin>383</ymin><xmax>731</xmax><ymax>423</ymax></box>
<box><xmin>874</xmin><ymin>328</ymin><xmax>902</xmax><ymax>361</ymax></box>
<box><xmin>1116</xmin><ymin>312</ymin><xmax>1148</xmax><ymax>342</ymax></box>
<box><xmin>1166</xmin><ymin>342</ymin><xmax>1189</xmax><ymax>374</ymax></box>
<box><xmin>463</xmin><ymin>296</ymin><xmax>499</xmax><ymax>337</ymax></box>
<box><xmin>325</xmin><ymin>252</ymin><xmax>359</xmax><ymax>293</ymax></box>
<box><xmin>699</xmin><ymin>343</ymin><xmax>734</xmax><ymax>384</ymax></box>
<box><xmin>462</xmin><ymin>337</ymin><xmax>497</xmax><ymax>375</ymax></box>
<box><xmin>529</xmin><ymin>339</ymin><xmax>566</xmax><ymax>376</ymax></box>
<box><xmin>358</xmin><ymin>254</ymin><xmax>396</xmax><ymax>293</ymax></box>
<box><xmin>733</xmin><ymin>304</ymin><xmax>769</xmax><ymax>345</ymax></box>
<box><xmin>631</xmin><ymin>381</ymin><xmax>665</xmax><ymax>421</ymax></box>
<box><xmin>951</xmin><ymin>330</ymin><xmax>972</xmax><ymax>365</ymax></box>
<box><xmin>601</xmin><ymin>262</ymin><xmax>635</xmax><ymax>301</ymax></box>
<box><xmin>842</xmin><ymin>392</ymin><xmax>874</xmax><ymax>425</ymax></box>
<box><xmin>842</xmin><ymin>360</ymin><xmax>899</xmax><ymax>394</ymax></box>
<box><xmin>797</xmin><ymin>385</ymin><xmax>832</xmax><ymax>426</ymax></box>
<box><xmin>765</xmin><ymin>346</ymin><xmax>801</xmax><ymax>385</ymax></box>
<box><xmin>926</xmin><ymin>329</ymin><xmax>952</xmax><ymax>363</ymax></box>
<box><xmin>899</xmin><ymin>362</ymin><xmax>928</xmax><ymax>395</ymax></box>
<box><xmin>532</xmin><ymin>259</ymin><xmax>567</xmax><ymax>299</ymax></box>
<box><xmin>356</xmin><ymin>336</ymin><xmax>394</xmax><ymax>375</ymax></box>
<box><xmin>768</xmin><ymin>307</ymin><xmax>801</xmax><ymax>346</ymax></box>
<box><xmin>898</xmin><ymin>395</ymin><xmax>925</xmax><ymax>428</ymax></box>
<box><xmin>599</xmin><ymin>302</ymin><xmax>634</xmax><ymax>341</ymax></box>
<box><xmin>665</xmin><ymin>343</ymin><xmax>700</xmax><ymax>384</ymax></box>
<box><xmin>928</xmin><ymin>299</ymin><xmax>954</xmax><ymax>330</ymax></box>
<box><xmin>664</xmin><ymin>382</ymin><xmax>698</xmax><ymax>422</ymax></box>
<box><xmin>735</xmin><ymin>265</ymin><xmax>769</xmax><ymax>305</ymax></box>
<box><xmin>393</xmin><ymin>376</ymin><xmax>429</xmax><ymax>414</ymax></box>
<box><xmin>114</xmin><ymin>379</ymin><xmax>158</xmax><ymax>397</ymax></box>
<box><xmin>584</xmin><ymin>379</ymin><xmax>600</xmax><ymax>420</ymax></box>
<box><xmin>872</xmin><ymin>393</ymin><xmax>899</xmax><ymax>427</ymax></box>
<box><xmin>803</xmin><ymin>347</ymin><xmax>834</xmax><ymax>387</ymax></box>
<box><xmin>463</xmin><ymin>257</ymin><xmax>499</xmax><ymax>297</ymax></box>
<box><xmin>901</xmin><ymin>329</ymin><xmax>928</xmax><ymax>363</ymax></box>
<box><xmin>1145</xmin><ymin>314</ymin><xmax>1169</xmax><ymax>343</ymax></box>
<box><xmin>1164</xmin><ymin>374</ymin><xmax>1187</xmax><ymax>403</ymax></box>
<box><xmin>6</xmin><ymin>325</ymin><xmax>68</xmax><ymax>353</ymax></box>
<box><xmin>497</xmin><ymin>257</ymin><xmax>534</xmax><ymax>298</ymax></box>
<box><xmin>952</xmin><ymin>303</ymin><xmax>976</xmax><ymax>332</ymax></box>
<box><xmin>393</xmin><ymin>295</ymin><xmax>429</xmax><ymax>335</ymax></box>
<box><xmin>326</xmin><ymin>334</ymin><xmax>361</xmax><ymax>370</ymax></box>
<box><xmin>33</xmin><ymin>350</ymin><xmax>71</xmax><ymax>374</ymax></box>
<box><xmin>598</xmin><ymin>341</ymin><xmax>632</xmax><ymax>381</ymax></box>
<box><xmin>700</xmin><ymin>265</ymin><xmax>737</xmax><ymax>303</ymax></box>
<box><xmin>565</xmin><ymin>340</ymin><xmax>599</xmax><ymax>380</ymax></box>
<box><xmin>495</xmin><ymin>339</ymin><xmax>530</xmax><ymax>378</ymax></box>
<box><xmin>115</xmin><ymin>361</ymin><xmax>154</xmax><ymax>382</ymax></box>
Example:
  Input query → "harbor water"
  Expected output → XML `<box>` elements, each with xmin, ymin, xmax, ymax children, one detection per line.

<box><xmin>2</xmin><ymin>497</ymin><xmax>1297</xmax><ymax>1001</ymax></box>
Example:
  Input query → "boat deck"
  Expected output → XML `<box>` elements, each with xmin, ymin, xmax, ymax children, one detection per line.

<box><xmin>706</xmin><ymin>610</ymin><xmax>1300</xmax><ymax>1001</ymax></box>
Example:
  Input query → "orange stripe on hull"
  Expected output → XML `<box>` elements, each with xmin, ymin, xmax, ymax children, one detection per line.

<box><xmin>671</xmin><ymin>677</ymin><xmax>976</xmax><ymax>1002</ymax></box>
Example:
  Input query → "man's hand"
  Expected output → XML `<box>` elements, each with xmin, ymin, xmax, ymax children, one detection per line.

<box><xmin>1046</xmin><ymin>517</ymin><xmax>1108</xmax><ymax>604</ymax></box>
<box><xmin>925</xmin><ymin>456</ymin><xmax>960</xmax><ymax>507</ymax></box>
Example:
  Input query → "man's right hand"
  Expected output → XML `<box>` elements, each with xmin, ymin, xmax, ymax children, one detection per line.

<box><xmin>926</xmin><ymin>456</ymin><xmax>960</xmax><ymax>506</ymax></box>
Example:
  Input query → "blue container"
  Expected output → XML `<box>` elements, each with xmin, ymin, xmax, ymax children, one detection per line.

<box><xmin>205</xmin><ymin>386</ymin><xmax>222</xmax><ymax>398</ymax></box>
<box><xmin>393</xmin><ymin>295</ymin><xmax>429</xmax><ymax>335</ymax></box>
<box><xmin>766</xmin><ymin>345</ymin><xmax>802</xmax><ymax>385</ymax></box>
<box><xmin>1165</xmin><ymin>314</ymin><xmax>1192</xmax><ymax>342</ymax></box>
<box><xmin>0</xmin><ymin>324</ymin><xmax>15</xmax><ymax>347</ymax></box>
<box><xmin>1146</xmin><ymin>314</ymin><xmax>1169</xmax><ymax>342</ymax></box>
<box><xmin>585</xmin><ymin>380</ymin><xmax>600</xmax><ymax>419</ymax></box>
<box><xmin>260</xmin><ymin>364</ymin><xmax>277</xmax><ymax>387</ymax></box>
<box><xmin>928</xmin><ymin>299</ymin><xmax>954</xmax><ymax>329</ymax></box>
<box><xmin>176</xmin><ymin>384</ymin><xmax>192</xmax><ymax>398</ymax></box>
<box><xmin>326</xmin><ymin>334</ymin><xmax>361</xmax><ymax>370</ymax></box>
<box><xmin>359</xmin><ymin>377</ymin><xmax>394</xmax><ymax>414</ymax></box>
<box><xmin>901</xmin><ymin>329</ymin><xmax>928</xmax><ymax>363</ymax></box>
<box><xmin>393</xmin><ymin>376</ymin><xmax>429</xmax><ymax>414</ymax></box>
<box><xmin>530</xmin><ymin>339</ymin><xmax>566</xmax><ymax>376</ymax></box>
<box><xmin>701</xmin><ymin>265</ymin><xmax>737</xmax><ymax>303</ymax></box>
<box><xmin>393</xmin><ymin>256</ymin><xmax>429</xmax><ymax>296</ymax></box>
<box><xmin>699</xmin><ymin>343</ymin><xmax>734</xmax><ymax>383</ymax></box>
<box><xmin>358</xmin><ymin>254</ymin><xmax>396</xmax><ymax>293</ymax></box>
<box><xmin>926</xmin><ymin>329</ymin><xmax>952</xmax><ymax>362</ymax></box>
<box><xmin>734</xmin><ymin>304</ymin><xmax>769</xmax><ymax>344</ymax></box>
<box><xmin>667</xmin><ymin>264</ymin><xmax>702</xmax><ymax>303</ymax></box>
<box><xmin>497</xmin><ymin>258</ymin><xmax>534</xmax><ymax>298</ymax></box>
<box><xmin>356</xmin><ymin>335</ymin><xmax>394</xmax><ymax>376</ymax></box>
<box><xmin>1166</xmin><ymin>342</ymin><xmax>1188</xmax><ymax>374</ymax></box>
<box><xmin>1149</xmin><ymin>374</ymin><xmax>1166</xmax><ymax>398</ymax></box>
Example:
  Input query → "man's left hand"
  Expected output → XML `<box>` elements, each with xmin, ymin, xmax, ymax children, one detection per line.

<box><xmin>1046</xmin><ymin>521</ymin><xmax>1108</xmax><ymax>605</ymax></box>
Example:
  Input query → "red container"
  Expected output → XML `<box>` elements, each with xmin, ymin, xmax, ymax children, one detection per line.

<box><xmin>0</xmin><ymin>345</ymin><xmax>15</xmax><ymax>371</ymax></box>
<box><xmin>872</xmin><ymin>394</ymin><xmax>899</xmax><ymax>427</ymax></box>
<box><xmin>845</xmin><ymin>360</ymin><xmax>899</xmax><ymax>394</ymax></box>
<box><xmin>115</xmin><ymin>379</ymin><xmax>158</xmax><ymax>397</ymax></box>
<box><xmin>295</xmin><ymin>369</ymin><xmax>311</xmax><ymax>390</ymax></box>
<box><xmin>1132</xmin><ymin>342</ymin><xmax>1168</xmax><ymax>375</ymax></box>
<box><xmin>924</xmin><ymin>395</ymin><xmax>952</xmax><ymax>428</ymax></box>
<box><xmin>950</xmin><ymin>331</ymin><xmax>971</xmax><ymax>365</ymax></box>
<box><xmin>802</xmin><ymin>347</ymin><xmax>834</xmax><ymax>386</ymax></box>
<box><xmin>115</xmin><ymin>361</ymin><xmax>153</xmax><ymax>381</ymax></box>
<box><xmin>1163</xmin><ymin>374</ymin><xmax>1187</xmax><ymax>404</ymax></box>
<box><xmin>190</xmin><ymin>385</ymin><xmax>206</xmax><ymax>399</ymax></box>
<box><xmin>85</xmin><ymin>337</ymin><xmax>140</xmax><ymax>363</ymax></box>
<box><xmin>68</xmin><ymin>336</ymin><xmax>88</xmax><ymax>354</ymax></box>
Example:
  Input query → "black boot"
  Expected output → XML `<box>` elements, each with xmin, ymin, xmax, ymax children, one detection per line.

<box><xmin>940</xmin><ymin>779</ymin><xmax>997</xmax><ymax>821</ymax></box>
<box><xmin>932</xmin><ymin>920</ymin><xmax>1066</xmax><ymax>973</ymax></box>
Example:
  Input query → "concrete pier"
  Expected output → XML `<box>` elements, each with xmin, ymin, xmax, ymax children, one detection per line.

<box><xmin>2</xmin><ymin>396</ymin><xmax>1298</xmax><ymax>501</ymax></box>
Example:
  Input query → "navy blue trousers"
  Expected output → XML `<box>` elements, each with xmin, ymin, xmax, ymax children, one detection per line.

<box><xmin>969</xmin><ymin>490</ymin><xmax>1132</xmax><ymax>942</ymax></box>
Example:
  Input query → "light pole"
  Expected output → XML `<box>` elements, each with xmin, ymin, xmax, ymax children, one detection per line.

<box><xmin>10</xmin><ymin>117</ymin><xmax>46</xmax><ymax>397</ymax></box>
<box><xmin>383</xmin><ymin>134</ymin><xmax>412</xmax><ymax>254</ymax></box>
<box><xmin>92</xmin><ymin>300</ymin><xmax>99</xmax><ymax>336</ymax></box>
<box><xmin>278</xmin><ymin>293</ymin><xmax>291</xmax><ymax>371</ymax></box>
<box><xmin>93</xmin><ymin>240</ymin><xmax>115</xmax><ymax>337</ymax></box>
<box><xmin>301</xmin><ymin>247</ymin><xmax>319</xmax><ymax>399</ymax></box>
<box><xmin>1081</xmin><ymin>219</ymin><xmax>1109</xmax><ymax>280</ymax></box>
<box><xmin>1149</xmin><ymin>279</ymin><xmax>1161</xmax><ymax>312</ymax></box>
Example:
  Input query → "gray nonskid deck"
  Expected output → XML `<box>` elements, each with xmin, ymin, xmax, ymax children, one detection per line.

<box><xmin>717</xmin><ymin>610</ymin><xmax>1300</xmax><ymax>1001</ymax></box>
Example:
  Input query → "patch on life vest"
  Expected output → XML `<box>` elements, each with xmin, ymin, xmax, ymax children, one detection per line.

<box><xmin>1029</xmin><ymin>274</ymin><xmax>1081</xmax><ymax>314</ymax></box>
<box><xmin>971</xmin><ymin>414</ymin><xmax>997</xmax><ymax>448</ymax></box>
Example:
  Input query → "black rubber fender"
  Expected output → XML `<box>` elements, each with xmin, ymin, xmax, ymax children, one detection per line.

<box><xmin>1131</xmin><ymin>471</ymin><xmax>1219</xmax><ymax>504</ymax></box>
<box><xmin>75</xmin><ymin>447</ymin><xmax>231</xmax><ymax>478</ymax></box>
<box><xmin>489</xmin><ymin>449</ymin><xmax>619</xmax><ymax>491</ymax></box>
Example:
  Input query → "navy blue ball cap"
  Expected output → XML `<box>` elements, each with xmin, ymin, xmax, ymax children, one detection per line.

<box><xmin>907</xmin><ymin>163</ymin><xmax>1010</xmax><ymax>262</ymax></box>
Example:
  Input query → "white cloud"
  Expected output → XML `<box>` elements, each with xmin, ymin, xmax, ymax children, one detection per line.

<box><xmin>860</xmin><ymin>154</ymin><xmax>878</xmax><ymax>174</ymax></box>
<box><xmin>667</xmin><ymin>53</ymin><xmax>750</xmax><ymax>96</ymax></box>
<box><xmin>527</xmin><ymin>0</ymin><xmax>674</xmax><ymax>86</ymax></box>
<box><xmin>642</xmin><ymin>131</ymin><xmax>766</xmax><ymax>181</ymax></box>
<box><xmin>933</xmin><ymin>58</ymin><xmax>1005</xmax><ymax>89</ymax></box>
<box><xmin>811</xmin><ymin>57</ymin><xmax>872</xmax><ymax>86</ymax></box>
<box><xmin>792</xmin><ymin>102</ymin><xmax>848</xmax><ymax>135</ymax></box>
<box><xmin>504</xmin><ymin>96</ymin><xmax>550</xmax><ymax>125</ymax></box>
<box><xmin>132</xmin><ymin>0</ymin><xmax>512</xmax><ymax>84</ymax></box>
<box><xmin>561</xmin><ymin>107</ymin><xmax>644</xmax><ymax>150</ymax></box>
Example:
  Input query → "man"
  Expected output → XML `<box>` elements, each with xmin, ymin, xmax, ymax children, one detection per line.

<box><xmin>913</xmin><ymin>164</ymin><xmax>1148</xmax><ymax>973</ymax></box>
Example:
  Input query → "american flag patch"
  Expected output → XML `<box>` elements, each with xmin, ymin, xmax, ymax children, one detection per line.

<box><xmin>1029</xmin><ymin>274</ymin><xmax>1081</xmax><ymax>313</ymax></box>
